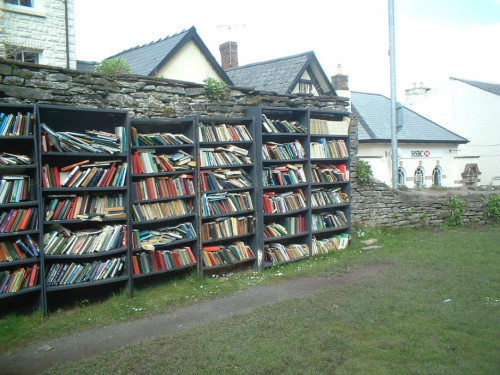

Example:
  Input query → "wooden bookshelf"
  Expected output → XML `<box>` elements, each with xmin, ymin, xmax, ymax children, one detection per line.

<box><xmin>37</xmin><ymin>105</ymin><xmax>129</xmax><ymax>313</ymax></box>
<box><xmin>0</xmin><ymin>104</ymin><xmax>42</xmax><ymax>312</ymax></box>
<box><xmin>198</xmin><ymin>117</ymin><xmax>257</xmax><ymax>273</ymax></box>
<box><xmin>129</xmin><ymin>117</ymin><xmax>198</xmax><ymax>284</ymax></box>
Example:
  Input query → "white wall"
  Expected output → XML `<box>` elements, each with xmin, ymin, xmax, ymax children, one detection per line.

<box><xmin>359</xmin><ymin>142</ymin><xmax>466</xmax><ymax>187</ymax></box>
<box><xmin>0</xmin><ymin>0</ymin><xmax>76</xmax><ymax>69</ymax></box>
<box><xmin>156</xmin><ymin>40</ymin><xmax>224</xmax><ymax>84</ymax></box>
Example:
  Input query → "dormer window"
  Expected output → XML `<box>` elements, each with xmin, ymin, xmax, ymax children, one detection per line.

<box><xmin>298</xmin><ymin>79</ymin><xmax>313</xmax><ymax>94</ymax></box>
<box><xmin>5</xmin><ymin>0</ymin><xmax>33</xmax><ymax>7</ymax></box>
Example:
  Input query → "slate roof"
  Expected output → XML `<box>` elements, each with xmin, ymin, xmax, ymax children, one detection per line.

<box><xmin>76</xmin><ymin>60</ymin><xmax>98</xmax><ymax>72</ymax></box>
<box><xmin>107</xmin><ymin>27</ymin><xmax>232</xmax><ymax>83</ymax></box>
<box><xmin>225</xmin><ymin>51</ymin><xmax>336</xmax><ymax>95</ymax></box>
<box><xmin>451</xmin><ymin>77</ymin><xmax>500</xmax><ymax>96</ymax></box>
<box><xmin>351</xmin><ymin>91</ymin><xmax>468</xmax><ymax>144</ymax></box>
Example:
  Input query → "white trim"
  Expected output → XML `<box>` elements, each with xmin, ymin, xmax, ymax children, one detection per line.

<box><xmin>1</xmin><ymin>2</ymin><xmax>46</xmax><ymax>17</ymax></box>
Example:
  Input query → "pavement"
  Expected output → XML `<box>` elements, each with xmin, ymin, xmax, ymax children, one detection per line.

<box><xmin>0</xmin><ymin>264</ymin><xmax>387</xmax><ymax>375</ymax></box>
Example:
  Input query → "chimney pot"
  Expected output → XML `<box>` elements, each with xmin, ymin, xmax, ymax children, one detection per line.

<box><xmin>219</xmin><ymin>41</ymin><xmax>238</xmax><ymax>70</ymax></box>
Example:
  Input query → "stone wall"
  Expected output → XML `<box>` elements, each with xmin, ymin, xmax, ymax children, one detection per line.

<box><xmin>0</xmin><ymin>58</ymin><xmax>349</xmax><ymax>117</ymax></box>
<box><xmin>351</xmin><ymin>179</ymin><xmax>497</xmax><ymax>228</ymax></box>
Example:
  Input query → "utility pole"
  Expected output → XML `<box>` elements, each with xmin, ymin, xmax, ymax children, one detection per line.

<box><xmin>388</xmin><ymin>0</ymin><xmax>399</xmax><ymax>189</ymax></box>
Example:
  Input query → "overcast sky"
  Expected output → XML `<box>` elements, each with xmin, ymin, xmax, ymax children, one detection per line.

<box><xmin>74</xmin><ymin>0</ymin><xmax>500</xmax><ymax>97</ymax></box>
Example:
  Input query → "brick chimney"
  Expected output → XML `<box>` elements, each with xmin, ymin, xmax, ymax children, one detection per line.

<box><xmin>219</xmin><ymin>41</ymin><xmax>238</xmax><ymax>70</ymax></box>
<box><xmin>331</xmin><ymin>64</ymin><xmax>349</xmax><ymax>91</ymax></box>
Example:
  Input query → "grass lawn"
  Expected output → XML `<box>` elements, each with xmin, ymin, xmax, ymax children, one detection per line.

<box><xmin>2</xmin><ymin>225</ymin><xmax>500</xmax><ymax>374</ymax></box>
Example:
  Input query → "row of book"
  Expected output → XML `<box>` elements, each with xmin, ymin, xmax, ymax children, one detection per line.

<box><xmin>311</xmin><ymin>234</ymin><xmax>349</xmax><ymax>255</ymax></box>
<box><xmin>199</xmin><ymin>123</ymin><xmax>253</xmax><ymax>142</ymax></box>
<box><xmin>0</xmin><ymin>235</ymin><xmax>39</xmax><ymax>262</ymax></box>
<box><xmin>45</xmin><ymin>257</ymin><xmax>125</xmax><ymax>287</ymax></box>
<box><xmin>311</xmin><ymin>187</ymin><xmax>348</xmax><ymax>207</ymax></box>
<box><xmin>310</xmin><ymin>138</ymin><xmax>349</xmax><ymax>159</ymax></box>
<box><xmin>0</xmin><ymin>175</ymin><xmax>31</xmax><ymax>204</ymax></box>
<box><xmin>265</xmin><ymin>243</ymin><xmax>310</xmax><ymax>263</ymax></box>
<box><xmin>0</xmin><ymin>112</ymin><xmax>35</xmax><ymax>136</ymax></box>
<box><xmin>0</xmin><ymin>207</ymin><xmax>38</xmax><ymax>233</ymax></box>
<box><xmin>132</xmin><ymin>150</ymin><xmax>193</xmax><ymax>174</ymax></box>
<box><xmin>310</xmin><ymin>118</ymin><xmax>350</xmax><ymax>135</ymax></box>
<box><xmin>44</xmin><ymin>224</ymin><xmax>127</xmax><ymax>255</ymax></box>
<box><xmin>264</xmin><ymin>215</ymin><xmax>306</xmax><ymax>238</ymax></box>
<box><xmin>0</xmin><ymin>265</ymin><xmax>39</xmax><ymax>294</ymax></box>
<box><xmin>200</xmin><ymin>169</ymin><xmax>252</xmax><ymax>192</ymax></box>
<box><xmin>312</xmin><ymin>211</ymin><xmax>348</xmax><ymax>230</ymax></box>
<box><xmin>201</xmin><ymin>192</ymin><xmax>253</xmax><ymax>217</ymax></box>
<box><xmin>200</xmin><ymin>147</ymin><xmax>252</xmax><ymax>167</ymax></box>
<box><xmin>131</xmin><ymin>128</ymin><xmax>193</xmax><ymax>146</ymax></box>
<box><xmin>45</xmin><ymin>193</ymin><xmax>126</xmax><ymax>221</ymax></box>
<box><xmin>131</xmin><ymin>175</ymin><xmax>194</xmax><ymax>202</ymax></box>
<box><xmin>201</xmin><ymin>215</ymin><xmax>255</xmax><ymax>241</ymax></box>
<box><xmin>132</xmin><ymin>199</ymin><xmax>193</xmax><ymax>222</ymax></box>
<box><xmin>202</xmin><ymin>242</ymin><xmax>254</xmax><ymax>268</ymax></box>
<box><xmin>311</xmin><ymin>164</ymin><xmax>348</xmax><ymax>183</ymax></box>
<box><xmin>132</xmin><ymin>247</ymin><xmax>196</xmax><ymax>275</ymax></box>
<box><xmin>0</xmin><ymin>152</ymin><xmax>32</xmax><ymax>166</ymax></box>
<box><xmin>261</xmin><ymin>114</ymin><xmax>307</xmax><ymax>134</ymax></box>
<box><xmin>132</xmin><ymin>222</ymin><xmax>197</xmax><ymax>250</ymax></box>
<box><xmin>262</xmin><ymin>140</ymin><xmax>306</xmax><ymax>160</ymax></box>
<box><xmin>41</xmin><ymin>123</ymin><xmax>126</xmax><ymax>154</ymax></box>
<box><xmin>263</xmin><ymin>164</ymin><xmax>307</xmax><ymax>186</ymax></box>
<box><xmin>42</xmin><ymin>161</ymin><xmax>128</xmax><ymax>188</ymax></box>
<box><xmin>263</xmin><ymin>189</ymin><xmax>307</xmax><ymax>214</ymax></box>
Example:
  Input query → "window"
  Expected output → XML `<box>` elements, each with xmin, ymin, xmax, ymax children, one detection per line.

<box><xmin>6</xmin><ymin>47</ymin><xmax>39</xmax><ymax>64</ymax></box>
<box><xmin>298</xmin><ymin>79</ymin><xmax>313</xmax><ymax>94</ymax></box>
<box><xmin>414</xmin><ymin>166</ymin><xmax>425</xmax><ymax>188</ymax></box>
<box><xmin>5</xmin><ymin>0</ymin><xmax>33</xmax><ymax>7</ymax></box>
<box><xmin>397</xmin><ymin>167</ymin><xmax>406</xmax><ymax>187</ymax></box>
<box><xmin>432</xmin><ymin>166</ymin><xmax>442</xmax><ymax>186</ymax></box>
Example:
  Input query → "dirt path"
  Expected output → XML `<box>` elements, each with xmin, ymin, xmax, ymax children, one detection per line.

<box><xmin>0</xmin><ymin>264</ymin><xmax>388</xmax><ymax>375</ymax></box>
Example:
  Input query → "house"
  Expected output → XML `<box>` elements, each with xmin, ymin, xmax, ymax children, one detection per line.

<box><xmin>80</xmin><ymin>27</ymin><xmax>232</xmax><ymax>85</ymax></box>
<box><xmin>405</xmin><ymin>77</ymin><xmax>500</xmax><ymax>186</ymax></box>
<box><xmin>223</xmin><ymin>48</ymin><xmax>337</xmax><ymax>96</ymax></box>
<box><xmin>0</xmin><ymin>0</ymin><xmax>76</xmax><ymax>69</ymax></box>
<box><xmin>352</xmin><ymin>91</ymin><xmax>469</xmax><ymax>188</ymax></box>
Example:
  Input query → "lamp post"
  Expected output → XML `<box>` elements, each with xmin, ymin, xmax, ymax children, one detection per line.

<box><xmin>388</xmin><ymin>0</ymin><xmax>399</xmax><ymax>189</ymax></box>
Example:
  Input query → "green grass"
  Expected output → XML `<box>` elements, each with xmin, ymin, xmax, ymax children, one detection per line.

<box><xmin>2</xmin><ymin>226</ymin><xmax>500</xmax><ymax>374</ymax></box>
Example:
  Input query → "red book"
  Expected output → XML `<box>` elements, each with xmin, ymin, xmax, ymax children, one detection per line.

<box><xmin>146</xmin><ymin>178</ymin><xmax>156</xmax><ymax>199</ymax></box>
<box><xmin>11</xmin><ymin>242</ymin><xmax>26</xmax><ymax>260</ymax></box>
<box><xmin>54</xmin><ymin>167</ymin><xmax>61</xmax><ymax>187</ymax></box>
<box><xmin>170</xmin><ymin>251</ymin><xmax>181</xmax><ymax>268</ymax></box>
<box><xmin>203</xmin><ymin>246</ymin><xmax>221</xmax><ymax>252</ymax></box>
<box><xmin>103</xmin><ymin>163</ymin><xmax>117</xmax><ymax>187</ymax></box>
<box><xmin>17</xmin><ymin>207</ymin><xmax>32</xmax><ymax>231</ymax></box>
<box><xmin>132</xmin><ymin>256</ymin><xmax>140</xmax><ymax>275</ymax></box>
<box><xmin>61</xmin><ymin>159</ymin><xmax>90</xmax><ymax>172</ymax></box>
<box><xmin>152</xmin><ymin>251</ymin><xmax>159</xmax><ymax>271</ymax></box>
<box><xmin>29</xmin><ymin>264</ymin><xmax>38</xmax><ymax>287</ymax></box>
<box><xmin>186</xmin><ymin>247</ymin><xmax>197</xmax><ymax>264</ymax></box>
<box><xmin>157</xmin><ymin>251</ymin><xmax>166</xmax><ymax>270</ymax></box>
<box><xmin>4</xmin><ymin>210</ymin><xmax>19</xmax><ymax>233</ymax></box>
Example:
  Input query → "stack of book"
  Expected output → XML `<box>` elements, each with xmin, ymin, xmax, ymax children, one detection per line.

<box><xmin>131</xmin><ymin>128</ymin><xmax>194</xmax><ymax>146</ymax></box>
<box><xmin>262</xmin><ymin>140</ymin><xmax>306</xmax><ymax>160</ymax></box>
<box><xmin>201</xmin><ymin>215</ymin><xmax>255</xmax><ymax>241</ymax></box>
<box><xmin>201</xmin><ymin>192</ymin><xmax>253</xmax><ymax>217</ymax></box>
<box><xmin>262</xmin><ymin>164</ymin><xmax>307</xmax><ymax>186</ymax></box>
<box><xmin>0</xmin><ymin>207</ymin><xmax>38</xmax><ymax>233</ymax></box>
<box><xmin>200</xmin><ymin>169</ymin><xmax>252</xmax><ymax>192</ymax></box>
<box><xmin>132</xmin><ymin>150</ymin><xmax>194</xmax><ymax>174</ymax></box>
<box><xmin>45</xmin><ymin>256</ymin><xmax>125</xmax><ymax>286</ymax></box>
<box><xmin>311</xmin><ymin>164</ymin><xmax>347</xmax><ymax>183</ymax></box>
<box><xmin>312</xmin><ymin>211</ymin><xmax>348</xmax><ymax>230</ymax></box>
<box><xmin>131</xmin><ymin>175</ymin><xmax>194</xmax><ymax>201</ymax></box>
<box><xmin>43</xmin><ymin>224</ymin><xmax>127</xmax><ymax>255</ymax></box>
<box><xmin>132</xmin><ymin>247</ymin><xmax>196</xmax><ymax>275</ymax></box>
<box><xmin>202</xmin><ymin>242</ymin><xmax>254</xmax><ymax>267</ymax></box>
<box><xmin>132</xmin><ymin>222</ymin><xmax>197</xmax><ymax>250</ymax></box>
<box><xmin>310</xmin><ymin>117</ymin><xmax>350</xmax><ymax>135</ymax></box>
<box><xmin>311</xmin><ymin>234</ymin><xmax>350</xmax><ymax>254</ymax></box>
<box><xmin>261</xmin><ymin>115</ymin><xmax>307</xmax><ymax>134</ymax></box>
<box><xmin>311</xmin><ymin>188</ymin><xmax>348</xmax><ymax>207</ymax></box>
<box><xmin>0</xmin><ymin>112</ymin><xmax>35</xmax><ymax>136</ymax></box>
<box><xmin>0</xmin><ymin>175</ymin><xmax>31</xmax><ymax>203</ymax></box>
<box><xmin>0</xmin><ymin>265</ymin><xmax>39</xmax><ymax>293</ymax></box>
<box><xmin>310</xmin><ymin>138</ymin><xmax>349</xmax><ymax>159</ymax></box>
<box><xmin>0</xmin><ymin>153</ymin><xmax>32</xmax><ymax>166</ymax></box>
<box><xmin>132</xmin><ymin>199</ymin><xmax>193</xmax><ymax>221</ymax></box>
<box><xmin>263</xmin><ymin>189</ymin><xmax>307</xmax><ymax>214</ymax></box>
<box><xmin>200</xmin><ymin>146</ymin><xmax>252</xmax><ymax>167</ymax></box>
<box><xmin>44</xmin><ymin>193</ymin><xmax>126</xmax><ymax>221</ymax></box>
<box><xmin>264</xmin><ymin>215</ymin><xmax>306</xmax><ymax>238</ymax></box>
<box><xmin>264</xmin><ymin>243</ymin><xmax>309</xmax><ymax>263</ymax></box>
<box><xmin>0</xmin><ymin>235</ymin><xmax>39</xmax><ymax>261</ymax></box>
<box><xmin>199</xmin><ymin>123</ymin><xmax>253</xmax><ymax>142</ymax></box>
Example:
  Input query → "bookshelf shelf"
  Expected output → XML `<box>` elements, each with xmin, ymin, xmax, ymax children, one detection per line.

<box><xmin>0</xmin><ymin>285</ymin><xmax>41</xmax><ymax>299</ymax></box>
<box><xmin>262</xmin><ymin>208</ymin><xmax>309</xmax><ymax>217</ymax></box>
<box><xmin>131</xmin><ymin>236</ymin><xmax>197</xmax><ymax>252</ymax></box>
<box><xmin>202</xmin><ymin>256</ymin><xmax>257</xmax><ymax>271</ymax></box>
<box><xmin>263</xmin><ymin>255</ymin><xmax>309</xmax><ymax>268</ymax></box>
<box><xmin>0</xmin><ymin>257</ymin><xmax>40</xmax><ymax>268</ymax></box>
<box><xmin>132</xmin><ymin>262</ymin><xmax>196</xmax><ymax>279</ymax></box>
<box><xmin>132</xmin><ymin>194</ymin><xmax>195</xmax><ymax>204</ymax></box>
<box><xmin>264</xmin><ymin>232</ymin><xmax>308</xmax><ymax>243</ymax></box>
<box><xmin>312</xmin><ymin>226</ymin><xmax>350</xmax><ymax>235</ymax></box>
<box><xmin>45</xmin><ymin>275</ymin><xmax>129</xmax><ymax>292</ymax></box>
<box><xmin>201</xmin><ymin>232</ymin><xmax>255</xmax><ymax>245</ymax></box>
<box><xmin>201</xmin><ymin>209</ymin><xmax>254</xmax><ymax>220</ymax></box>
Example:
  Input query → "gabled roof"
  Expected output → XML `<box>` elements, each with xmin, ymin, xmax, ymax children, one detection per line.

<box><xmin>451</xmin><ymin>77</ymin><xmax>500</xmax><ymax>96</ymax></box>
<box><xmin>351</xmin><ymin>91</ymin><xmax>468</xmax><ymax>144</ymax></box>
<box><xmin>107</xmin><ymin>26</ymin><xmax>232</xmax><ymax>83</ymax></box>
<box><xmin>225</xmin><ymin>51</ymin><xmax>336</xmax><ymax>95</ymax></box>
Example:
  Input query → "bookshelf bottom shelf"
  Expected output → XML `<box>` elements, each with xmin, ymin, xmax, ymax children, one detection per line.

<box><xmin>132</xmin><ymin>263</ymin><xmax>196</xmax><ymax>279</ymax></box>
<box><xmin>263</xmin><ymin>255</ymin><xmax>309</xmax><ymax>269</ymax></box>
<box><xmin>203</xmin><ymin>256</ymin><xmax>257</xmax><ymax>272</ymax></box>
<box><xmin>45</xmin><ymin>275</ymin><xmax>129</xmax><ymax>292</ymax></box>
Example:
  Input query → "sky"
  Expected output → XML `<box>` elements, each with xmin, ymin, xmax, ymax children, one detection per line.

<box><xmin>74</xmin><ymin>0</ymin><xmax>500</xmax><ymax>98</ymax></box>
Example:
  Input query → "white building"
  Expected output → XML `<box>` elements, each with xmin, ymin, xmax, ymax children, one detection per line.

<box><xmin>352</xmin><ymin>91</ymin><xmax>469</xmax><ymax>188</ymax></box>
<box><xmin>405</xmin><ymin>78</ymin><xmax>500</xmax><ymax>186</ymax></box>
<box><xmin>0</xmin><ymin>0</ymin><xmax>76</xmax><ymax>69</ymax></box>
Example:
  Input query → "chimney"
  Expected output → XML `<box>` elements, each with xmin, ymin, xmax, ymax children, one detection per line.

<box><xmin>331</xmin><ymin>64</ymin><xmax>349</xmax><ymax>91</ymax></box>
<box><xmin>219</xmin><ymin>41</ymin><xmax>238</xmax><ymax>70</ymax></box>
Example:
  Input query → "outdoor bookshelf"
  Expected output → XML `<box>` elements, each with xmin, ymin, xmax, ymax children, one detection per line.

<box><xmin>37</xmin><ymin>105</ymin><xmax>129</xmax><ymax>314</ymax></box>
<box><xmin>0</xmin><ymin>104</ymin><xmax>43</xmax><ymax>312</ymax></box>
<box><xmin>198</xmin><ymin>117</ymin><xmax>257</xmax><ymax>274</ymax></box>
<box><xmin>129</xmin><ymin>118</ymin><xmax>198</xmax><ymax>287</ymax></box>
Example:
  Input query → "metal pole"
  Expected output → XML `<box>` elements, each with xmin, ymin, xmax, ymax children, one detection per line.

<box><xmin>388</xmin><ymin>0</ymin><xmax>398</xmax><ymax>189</ymax></box>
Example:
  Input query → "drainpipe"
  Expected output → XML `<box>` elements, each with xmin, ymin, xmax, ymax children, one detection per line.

<box><xmin>64</xmin><ymin>0</ymin><xmax>70</xmax><ymax>68</ymax></box>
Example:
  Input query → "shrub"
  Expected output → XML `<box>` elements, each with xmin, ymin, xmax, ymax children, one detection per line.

<box><xmin>486</xmin><ymin>194</ymin><xmax>500</xmax><ymax>222</ymax></box>
<box><xmin>443</xmin><ymin>194</ymin><xmax>465</xmax><ymax>229</ymax></box>
<box><xmin>96</xmin><ymin>58</ymin><xmax>131</xmax><ymax>74</ymax></box>
<box><xmin>357</xmin><ymin>160</ymin><xmax>373</xmax><ymax>184</ymax></box>
<box><xmin>203</xmin><ymin>77</ymin><xmax>228</xmax><ymax>100</ymax></box>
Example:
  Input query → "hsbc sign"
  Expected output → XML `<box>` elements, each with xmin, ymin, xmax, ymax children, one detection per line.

<box><xmin>404</xmin><ymin>149</ymin><xmax>443</xmax><ymax>158</ymax></box>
